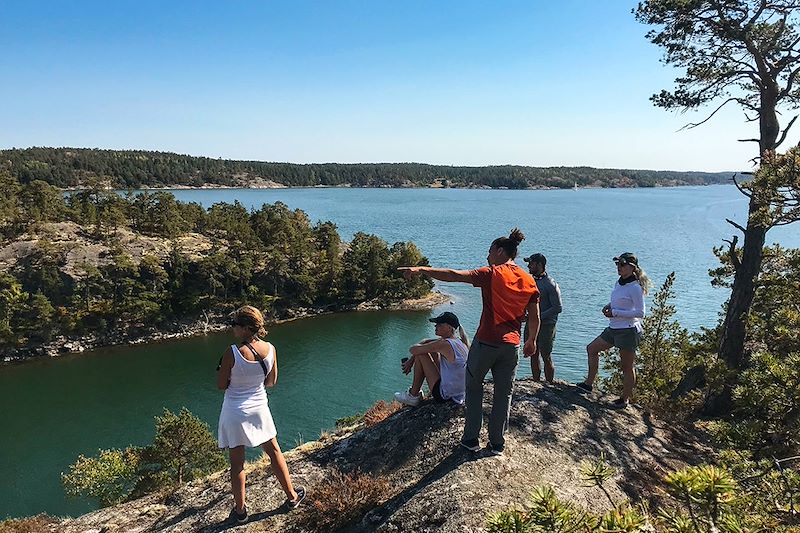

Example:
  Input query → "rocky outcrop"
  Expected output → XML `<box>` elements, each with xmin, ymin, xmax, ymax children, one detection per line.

<box><xmin>0</xmin><ymin>220</ymin><xmax>451</xmax><ymax>363</ymax></box>
<box><xmin>0</xmin><ymin>222</ymin><xmax>216</xmax><ymax>277</ymax></box>
<box><xmin>51</xmin><ymin>380</ymin><xmax>709</xmax><ymax>532</ymax></box>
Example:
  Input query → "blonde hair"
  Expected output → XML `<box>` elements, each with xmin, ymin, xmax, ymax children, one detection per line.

<box><xmin>232</xmin><ymin>305</ymin><xmax>267</xmax><ymax>338</ymax></box>
<box><xmin>439</xmin><ymin>323</ymin><xmax>471</xmax><ymax>349</ymax></box>
<box><xmin>634</xmin><ymin>266</ymin><xmax>651</xmax><ymax>295</ymax></box>
<box><xmin>457</xmin><ymin>325</ymin><xmax>471</xmax><ymax>349</ymax></box>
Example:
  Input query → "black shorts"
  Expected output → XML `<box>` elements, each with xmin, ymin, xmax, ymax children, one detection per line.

<box><xmin>431</xmin><ymin>380</ymin><xmax>446</xmax><ymax>402</ymax></box>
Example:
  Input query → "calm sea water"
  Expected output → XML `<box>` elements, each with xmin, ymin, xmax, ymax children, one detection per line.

<box><xmin>1</xmin><ymin>186</ymin><xmax>798</xmax><ymax>519</ymax></box>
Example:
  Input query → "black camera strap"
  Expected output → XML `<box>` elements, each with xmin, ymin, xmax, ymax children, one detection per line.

<box><xmin>244</xmin><ymin>342</ymin><xmax>269</xmax><ymax>377</ymax></box>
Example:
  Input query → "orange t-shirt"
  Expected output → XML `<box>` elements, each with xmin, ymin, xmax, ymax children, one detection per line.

<box><xmin>468</xmin><ymin>262</ymin><xmax>539</xmax><ymax>345</ymax></box>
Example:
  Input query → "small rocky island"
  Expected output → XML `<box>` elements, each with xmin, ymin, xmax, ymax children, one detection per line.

<box><xmin>48</xmin><ymin>380</ymin><xmax>707</xmax><ymax>532</ymax></box>
<box><xmin>0</xmin><ymin>176</ymin><xmax>437</xmax><ymax>363</ymax></box>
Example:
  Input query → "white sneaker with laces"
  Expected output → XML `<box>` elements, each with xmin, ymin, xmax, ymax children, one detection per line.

<box><xmin>394</xmin><ymin>389</ymin><xmax>421</xmax><ymax>406</ymax></box>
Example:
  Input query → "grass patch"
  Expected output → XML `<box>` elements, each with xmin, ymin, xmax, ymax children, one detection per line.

<box><xmin>363</xmin><ymin>400</ymin><xmax>402</xmax><ymax>427</ymax></box>
<box><xmin>296</xmin><ymin>470</ymin><xmax>393</xmax><ymax>531</ymax></box>
<box><xmin>0</xmin><ymin>514</ymin><xmax>60</xmax><ymax>533</ymax></box>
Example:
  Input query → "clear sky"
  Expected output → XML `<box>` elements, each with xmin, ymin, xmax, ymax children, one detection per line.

<box><xmin>1</xmin><ymin>0</ymin><xmax>792</xmax><ymax>171</ymax></box>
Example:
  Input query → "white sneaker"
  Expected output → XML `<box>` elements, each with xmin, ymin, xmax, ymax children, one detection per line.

<box><xmin>394</xmin><ymin>389</ymin><xmax>421</xmax><ymax>406</ymax></box>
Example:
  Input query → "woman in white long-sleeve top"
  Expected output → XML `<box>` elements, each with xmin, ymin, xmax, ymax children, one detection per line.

<box><xmin>576</xmin><ymin>252</ymin><xmax>650</xmax><ymax>408</ymax></box>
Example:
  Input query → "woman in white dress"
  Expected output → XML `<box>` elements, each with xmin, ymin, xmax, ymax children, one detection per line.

<box><xmin>217</xmin><ymin>305</ymin><xmax>305</xmax><ymax>523</ymax></box>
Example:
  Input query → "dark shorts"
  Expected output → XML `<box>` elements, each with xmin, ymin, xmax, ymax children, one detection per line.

<box><xmin>430</xmin><ymin>380</ymin><xmax>446</xmax><ymax>403</ymax></box>
<box><xmin>600</xmin><ymin>327</ymin><xmax>642</xmax><ymax>351</ymax></box>
<box><xmin>537</xmin><ymin>323</ymin><xmax>557</xmax><ymax>355</ymax></box>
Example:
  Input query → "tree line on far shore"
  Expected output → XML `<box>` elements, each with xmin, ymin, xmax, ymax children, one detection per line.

<box><xmin>0</xmin><ymin>174</ymin><xmax>432</xmax><ymax>352</ymax></box>
<box><xmin>0</xmin><ymin>147</ymin><xmax>734</xmax><ymax>189</ymax></box>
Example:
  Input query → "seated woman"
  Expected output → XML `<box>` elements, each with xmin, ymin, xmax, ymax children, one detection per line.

<box><xmin>394</xmin><ymin>311</ymin><xmax>470</xmax><ymax>406</ymax></box>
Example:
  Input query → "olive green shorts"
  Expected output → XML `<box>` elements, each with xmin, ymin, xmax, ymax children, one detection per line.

<box><xmin>600</xmin><ymin>327</ymin><xmax>642</xmax><ymax>351</ymax></box>
<box><xmin>536</xmin><ymin>322</ymin><xmax>557</xmax><ymax>355</ymax></box>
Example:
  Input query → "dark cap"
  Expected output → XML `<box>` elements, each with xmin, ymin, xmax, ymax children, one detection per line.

<box><xmin>429</xmin><ymin>311</ymin><xmax>460</xmax><ymax>329</ymax></box>
<box><xmin>523</xmin><ymin>253</ymin><xmax>546</xmax><ymax>266</ymax></box>
<box><xmin>613</xmin><ymin>252</ymin><xmax>638</xmax><ymax>266</ymax></box>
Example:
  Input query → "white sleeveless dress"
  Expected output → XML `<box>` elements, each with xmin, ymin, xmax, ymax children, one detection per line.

<box><xmin>217</xmin><ymin>343</ymin><xmax>277</xmax><ymax>448</ymax></box>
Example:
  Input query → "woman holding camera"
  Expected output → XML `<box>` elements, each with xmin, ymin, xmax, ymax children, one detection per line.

<box><xmin>216</xmin><ymin>305</ymin><xmax>305</xmax><ymax>523</ymax></box>
<box><xmin>394</xmin><ymin>311</ymin><xmax>470</xmax><ymax>406</ymax></box>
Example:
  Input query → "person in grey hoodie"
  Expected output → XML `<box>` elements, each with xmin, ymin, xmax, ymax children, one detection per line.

<box><xmin>522</xmin><ymin>253</ymin><xmax>562</xmax><ymax>383</ymax></box>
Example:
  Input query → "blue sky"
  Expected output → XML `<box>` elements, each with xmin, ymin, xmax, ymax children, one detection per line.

<box><xmin>0</xmin><ymin>1</ymin><xmax>789</xmax><ymax>171</ymax></box>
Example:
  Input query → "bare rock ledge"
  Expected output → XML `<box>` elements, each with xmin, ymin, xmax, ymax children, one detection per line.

<box><xmin>53</xmin><ymin>379</ymin><xmax>708</xmax><ymax>532</ymax></box>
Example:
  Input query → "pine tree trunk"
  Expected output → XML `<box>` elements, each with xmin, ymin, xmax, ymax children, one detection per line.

<box><xmin>716</xmin><ymin>94</ymin><xmax>777</xmax><ymax>370</ymax></box>
<box><xmin>717</xmin><ymin>221</ymin><xmax>765</xmax><ymax>369</ymax></box>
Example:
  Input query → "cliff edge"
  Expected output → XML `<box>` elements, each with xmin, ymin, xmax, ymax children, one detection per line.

<box><xmin>50</xmin><ymin>380</ymin><xmax>708</xmax><ymax>532</ymax></box>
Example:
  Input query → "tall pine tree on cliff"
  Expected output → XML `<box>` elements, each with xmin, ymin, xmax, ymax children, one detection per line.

<box><xmin>636</xmin><ymin>1</ymin><xmax>800</xmax><ymax>385</ymax></box>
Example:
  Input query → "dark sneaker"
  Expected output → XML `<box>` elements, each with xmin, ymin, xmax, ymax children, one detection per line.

<box><xmin>284</xmin><ymin>485</ymin><xmax>306</xmax><ymax>511</ymax></box>
<box><xmin>484</xmin><ymin>444</ymin><xmax>504</xmax><ymax>457</ymax></box>
<box><xmin>575</xmin><ymin>382</ymin><xmax>593</xmax><ymax>393</ymax></box>
<box><xmin>459</xmin><ymin>438</ymin><xmax>481</xmax><ymax>452</ymax></box>
<box><xmin>229</xmin><ymin>506</ymin><xmax>248</xmax><ymax>523</ymax></box>
<box><xmin>608</xmin><ymin>398</ymin><xmax>629</xmax><ymax>410</ymax></box>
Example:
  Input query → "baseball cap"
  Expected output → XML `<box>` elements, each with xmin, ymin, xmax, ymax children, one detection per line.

<box><xmin>429</xmin><ymin>311</ymin><xmax>460</xmax><ymax>329</ymax></box>
<box><xmin>613</xmin><ymin>252</ymin><xmax>638</xmax><ymax>266</ymax></box>
<box><xmin>523</xmin><ymin>253</ymin><xmax>546</xmax><ymax>265</ymax></box>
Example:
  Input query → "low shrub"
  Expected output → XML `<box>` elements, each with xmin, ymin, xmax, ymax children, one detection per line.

<box><xmin>363</xmin><ymin>400</ymin><xmax>403</xmax><ymax>427</ymax></box>
<box><xmin>487</xmin><ymin>456</ymin><xmax>800</xmax><ymax>532</ymax></box>
<box><xmin>335</xmin><ymin>412</ymin><xmax>364</xmax><ymax>428</ymax></box>
<box><xmin>295</xmin><ymin>469</ymin><xmax>393</xmax><ymax>531</ymax></box>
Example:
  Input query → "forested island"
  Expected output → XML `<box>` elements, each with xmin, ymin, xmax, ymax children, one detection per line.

<box><xmin>0</xmin><ymin>172</ymin><xmax>435</xmax><ymax>360</ymax></box>
<box><xmin>1</xmin><ymin>147</ymin><xmax>734</xmax><ymax>189</ymax></box>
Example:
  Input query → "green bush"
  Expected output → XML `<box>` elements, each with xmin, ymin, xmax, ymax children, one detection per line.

<box><xmin>62</xmin><ymin>408</ymin><xmax>225</xmax><ymax>507</ymax></box>
<box><xmin>62</xmin><ymin>447</ymin><xmax>140</xmax><ymax>506</ymax></box>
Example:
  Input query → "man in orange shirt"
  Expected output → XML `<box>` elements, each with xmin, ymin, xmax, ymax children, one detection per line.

<box><xmin>400</xmin><ymin>228</ymin><xmax>540</xmax><ymax>456</ymax></box>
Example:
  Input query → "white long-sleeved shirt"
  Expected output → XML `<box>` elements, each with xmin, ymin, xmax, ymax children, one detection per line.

<box><xmin>608</xmin><ymin>277</ymin><xmax>645</xmax><ymax>330</ymax></box>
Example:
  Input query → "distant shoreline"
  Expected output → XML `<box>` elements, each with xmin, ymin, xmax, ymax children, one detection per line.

<box><xmin>61</xmin><ymin>181</ymin><xmax>731</xmax><ymax>193</ymax></box>
<box><xmin>7</xmin><ymin>147</ymin><xmax>737</xmax><ymax>190</ymax></box>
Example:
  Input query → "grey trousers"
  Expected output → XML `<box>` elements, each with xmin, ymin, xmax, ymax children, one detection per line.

<box><xmin>462</xmin><ymin>339</ymin><xmax>519</xmax><ymax>449</ymax></box>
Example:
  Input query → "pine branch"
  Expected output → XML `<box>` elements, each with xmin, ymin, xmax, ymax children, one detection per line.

<box><xmin>731</xmin><ymin>174</ymin><xmax>752</xmax><ymax>197</ymax></box>
<box><xmin>726</xmin><ymin>218</ymin><xmax>747</xmax><ymax>233</ymax></box>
